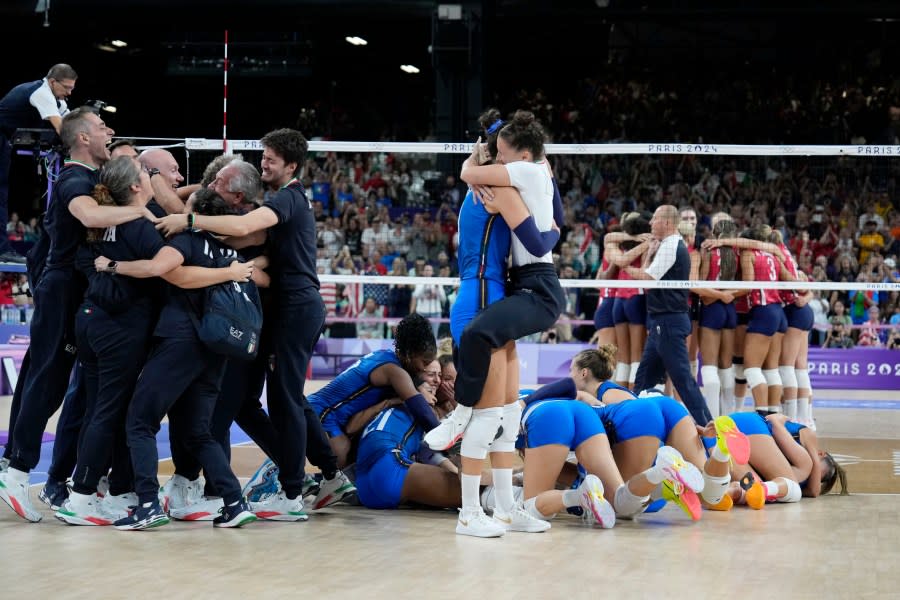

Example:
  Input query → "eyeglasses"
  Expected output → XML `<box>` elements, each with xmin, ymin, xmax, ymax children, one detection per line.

<box><xmin>52</xmin><ymin>79</ymin><xmax>75</xmax><ymax>91</ymax></box>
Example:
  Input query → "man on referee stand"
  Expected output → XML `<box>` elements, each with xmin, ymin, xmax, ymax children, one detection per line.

<box><xmin>625</xmin><ymin>204</ymin><xmax>713</xmax><ymax>425</ymax></box>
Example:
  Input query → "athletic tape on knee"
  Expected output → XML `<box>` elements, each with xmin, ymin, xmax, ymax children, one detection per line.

<box><xmin>744</xmin><ymin>367</ymin><xmax>765</xmax><ymax>389</ymax></box>
<box><xmin>615</xmin><ymin>362</ymin><xmax>630</xmax><ymax>383</ymax></box>
<box><xmin>460</xmin><ymin>407</ymin><xmax>503</xmax><ymax>460</ymax></box>
<box><xmin>701</xmin><ymin>473</ymin><xmax>731</xmax><ymax>505</ymax></box>
<box><xmin>489</xmin><ymin>402</ymin><xmax>522</xmax><ymax>453</ymax></box>
<box><xmin>524</xmin><ymin>496</ymin><xmax>555</xmax><ymax>520</ymax></box>
<box><xmin>777</xmin><ymin>478</ymin><xmax>802</xmax><ymax>503</ymax></box>
<box><xmin>778</xmin><ymin>366</ymin><xmax>797</xmax><ymax>389</ymax></box>
<box><xmin>763</xmin><ymin>368</ymin><xmax>782</xmax><ymax>388</ymax></box>
<box><xmin>795</xmin><ymin>368</ymin><xmax>811</xmax><ymax>391</ymax></box>
<box><xmin>615</xmin><ymin>483</ymin><xmax>649</xmax><ymax>518</ymax></box>
<box><xmin>629</xmin><ymin>362</ymin><xmax>640</xmax><ymax>384</ymax></box>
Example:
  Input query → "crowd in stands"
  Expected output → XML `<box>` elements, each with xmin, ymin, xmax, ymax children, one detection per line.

<box><xmin>7</xmin><ymin>69</ymin><xmax>900</xmax><ymax>345</ymax></box>
<box><xmin>292</xmin><ymin>141</ymin><xmax>899</xmax><ymax>348</ymax></box>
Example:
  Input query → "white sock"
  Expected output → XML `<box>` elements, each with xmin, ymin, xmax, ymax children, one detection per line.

<box><xmin>763</xmin><ymin>481</ymin><xmax>779</xmax><ymax>498</ymax></box>
<box><xmin>700</xmin><ymin>365</ymin><xmax>721</xmax><ymax>419</ymax></box>
<box><xmin>719</xmin><ymin>367</ymin><xmax>735</xmax><ymax>414</ymax></box>
<box><xmin>644</xmin><ymin>465</ymin><xmax>667</xmax><ymax>485</ymax></box>
<box><xmin>524</xmin><ymin>497</ymin><xmax>554</xmax><ymax>520</ymax></box>
<box><xmin>615</xmin><ymin>483</ymin><xmax>649</xmax><ymax>517</ymax></box>
<box><xmin>690</xmin><ymin>360</ymin><xmax>699</xmax><ymax>380</ymax></box>
<box><xmin>797</xmin><ymin>396</ymin><xmax>810</xmax><ymax>421</ymax></box>
<box><xmin>461</xmin><ymin>474</ymin><xmax>482</xmax><ymax>512</ymax></box>
<box><xmin>783</xmin><ymin>399</ymin><xmax>797</xmax><ymax>420</ymax></box>
<box><xmin>769</xmin><ymin>406</ymin><xmax>783</xmax><ymax>414</ymax></box>
<box><xmin>561</xmin><ymin>487</ymin><xmax>581</xmax><ymax>508</ymax></box>
<box><xmin>628</xmin><ymin>362</ymin><xmax>640</xmax><ymax>385</ymax></box>
<box><xmin>492</xmin><ymin>468</ymin><xmax>515</xmax><ymax>514</ymax></box>
<box><xmin>710</xmin><ymin>446</ymin><xmax>730</xmax><ymax>463</ymax></box>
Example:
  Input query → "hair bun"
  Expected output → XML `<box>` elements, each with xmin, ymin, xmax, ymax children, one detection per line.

<box><xmin>511</xmin><ymin>110</ymin><xmax>535</xmax><ymax>125</ymax></box>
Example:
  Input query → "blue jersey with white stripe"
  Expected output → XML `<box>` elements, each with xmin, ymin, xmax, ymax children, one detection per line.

<box><xmin>456</xmin><ymin>190</ymin><xmax>510</xmax><ymax>283</ymax></box>
<box><xmin>308</xmin><ymin>349</ymin><xmax>401</xmax><ymax>427</ymax></box>
<box><xmin>358</xmin><ymin>406</ymin><xmax>423</xmax><ymax>468</ymax></box>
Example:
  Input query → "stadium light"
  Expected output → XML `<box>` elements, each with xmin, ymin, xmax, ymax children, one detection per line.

<box><xmin>400</xmin><ymin>64</ymin><xmax>420</xmax><ymax>74</ymax></box>
<box><xmin>345</xmin><ymin>36</ymin><xmax>368</xmax><ymax>46</ymax></box>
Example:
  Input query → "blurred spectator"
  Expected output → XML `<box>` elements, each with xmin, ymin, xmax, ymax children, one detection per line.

<box><xmin>809</xmin><ymin>290</ymin><xmax>830</xmax><ymax>346</ymax></box>
<box><xmin>857</xmin><ymin>306</ymin><xmax>886</xmax><ymax>347</ymax></box>
<box><xmin>410</xmin><ymin>264</ymin><xmax>445</xmax><ymax>339</ymax></box>
<box><xmin>824</xmin><ymin>318</ymin><xmax>855</xmax><ymax>348</ymax></box>
<box><xmin>356</xmin><ymin>297</ymin><xmax>385</xmax><ymax>340</ymax></box>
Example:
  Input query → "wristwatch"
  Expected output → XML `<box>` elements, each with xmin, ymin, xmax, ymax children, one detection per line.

<box><xmin>147</xmin><ymin>168</ymin><xmax>160</xmax><ymax>178</ymax></box>
<box><xmin>107</xmin><ymin>260</ymin><xmax>117</xmax><ymax>273</ymax></box>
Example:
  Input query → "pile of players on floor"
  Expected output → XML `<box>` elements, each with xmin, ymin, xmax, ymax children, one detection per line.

<box><xmin>1</xmin><ymin>313</ymin><xmax>846</xmax><ymax>533</ymax></box>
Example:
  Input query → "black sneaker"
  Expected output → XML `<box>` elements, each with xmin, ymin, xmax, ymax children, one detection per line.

<box><xmin>0</xmin><ymin>251</ymin><xmax>27</xmax><ymax>264</ymax></box>
<box><xmin>213</xmin><ymin>500</ymin><xmax>257</xmax><ymax>528</ymax></box>
<box><xmin>38</xmin><ymin>479</ymin><xmax>70</xmax><ymax>511</ymax></box>
<box><xmin>114</xmin><ymin>499</ymin><xmax>170</xmax><ymax>531</ymax></box>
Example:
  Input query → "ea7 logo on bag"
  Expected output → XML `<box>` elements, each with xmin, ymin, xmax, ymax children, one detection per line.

<box><xmin>230</xmin><ymin>326</ymin><xmax>244</xmax><ymax>340</ymax></box>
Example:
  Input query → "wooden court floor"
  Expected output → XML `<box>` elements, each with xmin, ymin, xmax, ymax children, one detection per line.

<box><xmin>2</xmin><ymin>386</ymin><xmax>899</xmax><ymax>599</ymax></box>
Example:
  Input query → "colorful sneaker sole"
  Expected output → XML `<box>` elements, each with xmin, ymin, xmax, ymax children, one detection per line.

<box><xmin>54</xmin><ymin>510</ymin><xmax>113</xmax><ymax>526</ymax></box>
<box><xmin>254</xmin><ymin>510</ymin><xmax>309</xmax><ymax>522</ymax></box>
<box><xmin>662</xmin><ymin>481</ymin><xmax>702</xmax><ymax>521</ymax></box>
<box><xmin>0</xmin><ymin>485</ymin><xmax>42</xmax><ymax>522</ymax></box>
<box><xmin>714</xmin><ymin>415</ymin><xmax>751</xmax><ymax>465</ymax></box>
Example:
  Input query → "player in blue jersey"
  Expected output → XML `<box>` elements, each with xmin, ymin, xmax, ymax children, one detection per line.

<box><xmin>521</xmin><ymin>347</ymin><xmax>750</xmax><ymax>520</ymax></box>
<box><xmin>449</xmin><ymin>110</ymin><xmax>512</xmax><ymax>346</ymax></box>
<box><xmin>308</xmin><ymin>312</ymin><xmax>437</xmax><ymax>471</ymax></box>
<box><xmin>354</xmin><ymin>390</ymin><xmax>462</xmax><ymax>510</ymax></box>
<box><xmin>718</xmin><ymin>411</ymin><xmax>846</xmax><ymax>509</ymax></box>
<box><xmin>427</xmin><ymin>110</ymin><xmax>564</xmax><ymax>537</ymax></box>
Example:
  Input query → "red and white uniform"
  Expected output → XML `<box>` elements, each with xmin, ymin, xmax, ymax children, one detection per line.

<box><xmin>614</xmin><ymin>257</ymin><xmax>644</xmax><ymax>299</ymax></box>
<box><xmin>598</xmin><ymin>256</ymin><xmax>614</xmax><ymax>301</ymax></box>
<box><xmin>776</xmin><ymin>242</ymin><xmax>799</xmax><ymax>304</ymax></box>
<box><xmin>746</xmin><ymin>249</ymin><xmax>782</xmax><ymax>308</ymax></box>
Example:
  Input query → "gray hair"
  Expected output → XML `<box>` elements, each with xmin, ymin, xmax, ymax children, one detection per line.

<box><xmin>200</xmin><ymin>153</ymin><xmax>242</xmax><ymax>187</ymax></box>
<box><xmin>99</xmin><ymin>156</ymin><xmax>141</xmax><ymax>207</ymax></box>
<box><xmin>47</xmin><ymin>64</ymin><xmax>77</xmax><ymax>81</ymax></box>
<box><xmin>225</xmin><ymin>159</ymin><xmax>262</xmax><ymax>202</ymax></box>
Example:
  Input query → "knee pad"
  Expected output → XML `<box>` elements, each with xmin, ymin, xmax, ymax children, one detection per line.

<box><xmin>460</xmin><ymin>407</ymin><xmax>503</xmax><ymax>460</ymax></box>
<box><xmin>744</xmin><ymin>367</ymin><xmax>765</xmax><ymax>389</ymax></box>
<box><xmin>614</xmin><ymin>362</ymin><xmax>630</xmax><ymax>383</ymax></box>
<box><xmin>795</xmin><ymin>368</ymin><xmax>811</xmax><ymax>391</ymax></box>
<box><xmin>700</xmin><ymin>473</ymin><xmax>731</xmax><ymax>505</ymax></box>
<box><xmin>614</xmin><ymin>483</ymin><xmax>649</xmax><ymax>519</ymax></box>
<box><xmin>700</xmin><ymin>365</ymin><xmax>720</xmax><ymax>386</ymax></box>
<box><xmin>524</xmin><ymin>496</ymin><xmax>555</xmax><ymax>520</ymax></box>
<box><xmin>490</xmin><ymin>402</ymin><xmax>522</xmax><ymax>453</ymax></box>
<box><xmin>763</xmin><ymin>368</ymin><xmax>782</xmax><ymax>388</ymax></box>
<box><xmin>778</xmin><ymin>366</ymin><xmax>797</xmax><ymax>389</ymax></box>
<box><xmin>776</xmin><ymin>477</ymin><xmax>802</xmax><ymax>503</ymax></box>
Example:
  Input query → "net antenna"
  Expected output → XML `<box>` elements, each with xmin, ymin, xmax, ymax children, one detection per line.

<box><xmin>34</xmin><ymin>0</ymin><xmax>51</xmax><ymax>27</ymax></box>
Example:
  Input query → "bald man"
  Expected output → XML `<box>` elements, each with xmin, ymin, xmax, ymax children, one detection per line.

<box><xmin>625</xmin><ymin>204</ymin><xmax>712</xmax><ymax>425</ymax></box>
<box><xmin>139</xmin><ymin>148</ymin><xmax>199</xmax><ymax>215</ymax></box>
